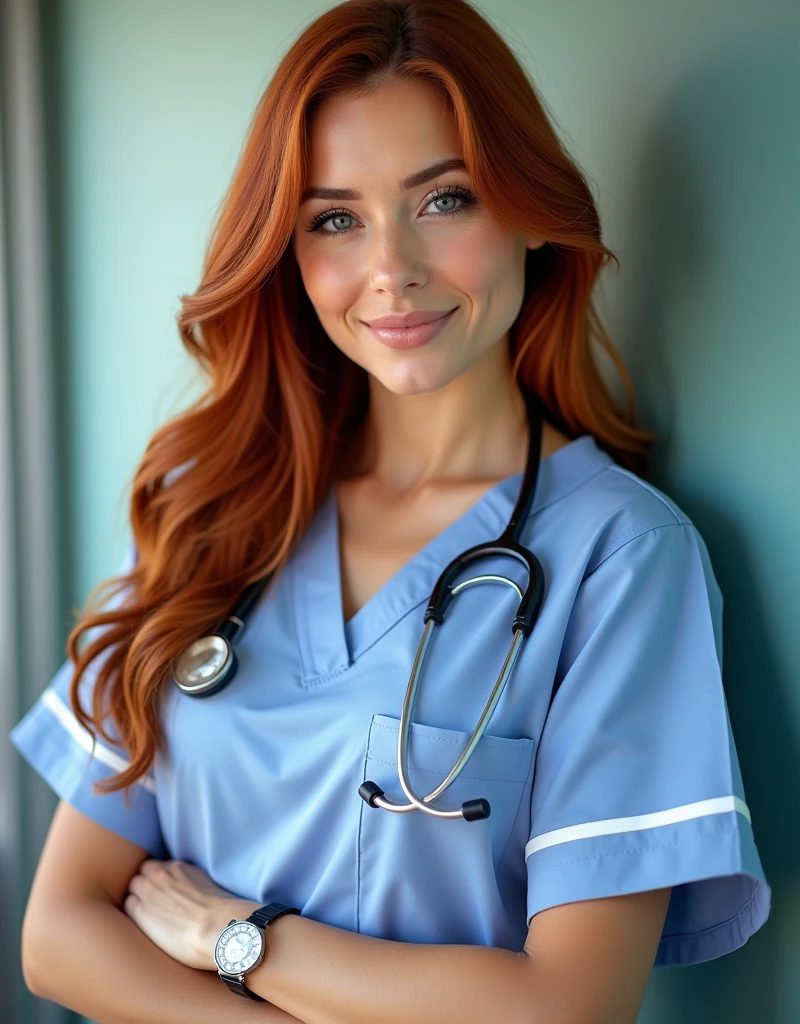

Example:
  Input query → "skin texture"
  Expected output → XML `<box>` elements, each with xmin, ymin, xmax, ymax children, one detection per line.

<box><xmin>22</xmin><ymin>78</ymin><xmax>672</xmax><ymax>1023</ymax></box>
<box><xmin>291</xmin><ymin>76</ymin><xmax>570</xmax><ymax>621</ymax></box>
<box><xmin>122</xmin><ymin>852</ymin><xmax>671</xmax><ymax>1024</ymax></box>
<box><xmin>291</xmin><ymin>78</ymin><xmax>546</xmax><ymax>400</ymax></box>
<box><xmin>22</xmin><ymin>803</ymin><xmax>300</xmax><ymax>1023</ymax></box>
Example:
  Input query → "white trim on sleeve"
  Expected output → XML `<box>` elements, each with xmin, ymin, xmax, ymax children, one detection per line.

<box><xmin>42</xmin><ymin>689</ymin><xmax>156</xmax><ymax>794</ymax></box>
<box><xmin>525</xmin><ymin>795</ymin><xmax>750</xmax><ymax>860</ymax></box>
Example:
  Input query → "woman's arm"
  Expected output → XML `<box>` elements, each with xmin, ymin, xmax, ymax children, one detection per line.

<box><xmin>224</xmin><ymin>888</ymin><xmax>671</xmax><ymax>1024</ymax></box>
<box><xmin>21</xmin><ymin>801</ymin><xmax>301</xmax><ymax>1024</ymax></box>
<box><xmin>127</xmin><ymin>856</ymin><xmax>671</xmax><ymax>1024</ymax></box>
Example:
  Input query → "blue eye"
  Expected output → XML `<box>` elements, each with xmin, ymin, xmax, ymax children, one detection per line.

<box><xmin>304</xmin><ymin>184</ymin><xmax>479</xmax><ymax>236</ymax></box>
<box><xmin>311</xmin><ymin>210</ymin><xmax>356</xmax><ymax>234</ymax></box>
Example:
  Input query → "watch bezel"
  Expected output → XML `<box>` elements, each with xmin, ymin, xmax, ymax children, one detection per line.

<box><xmin>214</xmin><ymin>918</ymin><xmax>266</xmax><ymax>977</ymax></box>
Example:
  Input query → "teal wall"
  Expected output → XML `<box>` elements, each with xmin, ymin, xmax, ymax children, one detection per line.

<box><xmin>53</xmin><ymin>1</ymin><xmax>798</xmax><ymax>1021</ymax></box>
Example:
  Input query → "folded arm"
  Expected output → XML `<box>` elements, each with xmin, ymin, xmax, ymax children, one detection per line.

<box><xmin>21</xmin><ymin>801</ymin><xmax>300</xmax><ymax>1023</ymax></box>
<box><xmin>220</xmin><ymin>887</ymin><xmax>670</xmax><ymax>1024</ymax></box>
<box><xmin>124</xmin><ymin>843</ymin><xmax>671</xmax><ymax>1024</ymax></box>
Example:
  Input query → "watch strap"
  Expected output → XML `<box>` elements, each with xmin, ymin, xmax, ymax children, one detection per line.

<box><xmin>219</xmin><ymin>972</ymin><xmax>266</xmax><ymax>1001</ymax></box>
<box><xmin>246</xmin><ymin>902</ymin><xmax>300</xmax><ymax>930</ymax></box>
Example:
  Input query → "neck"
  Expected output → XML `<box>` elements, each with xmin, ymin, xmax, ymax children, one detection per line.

<box><xmin>347</xmin><ymin>337</ymin><xmax>530</xmax><ymax>497</ymax></box>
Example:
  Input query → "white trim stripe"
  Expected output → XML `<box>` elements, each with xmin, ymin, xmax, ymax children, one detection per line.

<box><xmin>41</xmin><ymin>689</ymin><xmax>156</xmax><ymax>794</ymax></box>
<box><xmin>525</xmin><ymin>796</ymin><xmax>750</xmax><ymax>860</ymax></box>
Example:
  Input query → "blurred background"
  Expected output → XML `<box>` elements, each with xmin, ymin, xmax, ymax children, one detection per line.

<box><xmin>0</xmin><ymin>0</ymin><xmax>797</xmax><ymax>1021</ymax></box>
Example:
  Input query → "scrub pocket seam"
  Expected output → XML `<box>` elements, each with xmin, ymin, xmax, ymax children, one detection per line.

<box><xmin>369</xmin><ymin>718</ymin><xmax>525</xmax><ymax>755</ymax></box>
<box><xmin>355</xmin><ymin>725</ymin><xmax>373</xmax><ymax>935</ymax></box>
<box><xmin>497</xmin><ymin>739</ymin><xmax>536</xmax><ymax>872</ymax></box>
<box><xmin>364</xmin><ymin>756</ymin><xmax>528</xmax><ymax>785</ymax></box>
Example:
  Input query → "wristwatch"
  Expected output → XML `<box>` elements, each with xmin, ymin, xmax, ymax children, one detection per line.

<box><xmin>214</xmin><ymin>902</ymin><xmax>300</xmax><ymax>1000</ymax></box>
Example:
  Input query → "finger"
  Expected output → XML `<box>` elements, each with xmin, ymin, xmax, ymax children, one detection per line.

<box><xmin>127</xmin><ymin>873</ymin><xmax>151</xmax><ymax>898</ymax></box>
<box><xmin>139</xmin><ymin>858</ymin><xmax>168</xmax><ymax>877</ymax></box>
<box><xmin>142</xmin><ymin>862</ymin><xmax>180</xmax><ymax>892</ymax></box>
<box><xmin>175</xmin><ymin>861</ymin><xmax>204</xmax><ymax>880</ymax></box>
<box><xmin>123</xmin><ymin>892</ymin><xmax>141</xmax><ymax>923</ymax></box>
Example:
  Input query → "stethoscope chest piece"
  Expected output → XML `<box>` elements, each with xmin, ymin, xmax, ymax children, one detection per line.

<box><xmin>173</xmin><ymin>634</ymin><xmax>237</xmax><ymax>697</ymax></box>
<box><xmin>171</xmin><ymin>578</ymin><xmax>271</xmax><ymax>698</ymax></box>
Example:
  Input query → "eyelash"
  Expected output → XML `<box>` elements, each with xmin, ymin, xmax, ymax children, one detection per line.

<box><xmin>304</xmin><ymin>184</ymin><xmax>479</xmax><ymax>235</ymax></box>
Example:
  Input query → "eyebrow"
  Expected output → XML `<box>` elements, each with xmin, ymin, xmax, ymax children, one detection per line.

<box><xmin>299</xmin><ymin>157</ymin><xmax>469</xmax><ymax>205</ymax></box>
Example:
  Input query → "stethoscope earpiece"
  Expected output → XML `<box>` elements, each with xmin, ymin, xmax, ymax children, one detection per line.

<box><xmin>359</xmin><ymin>781</ymin><xmax>491</xmax><ymax>821</ymax></box>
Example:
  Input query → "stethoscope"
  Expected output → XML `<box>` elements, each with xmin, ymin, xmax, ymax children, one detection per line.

<box><xmin>172</xmin><ymin>391</ymin><xmax>547</xmax><ymax>823</ymax></box>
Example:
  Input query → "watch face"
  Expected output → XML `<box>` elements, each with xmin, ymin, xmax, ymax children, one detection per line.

<box><xmin>215</xmin><ymin>921</ymin><xmax>263</xmax><ymax>975</ymax></box>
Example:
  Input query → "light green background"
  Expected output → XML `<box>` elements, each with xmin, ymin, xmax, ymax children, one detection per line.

<box><xmin>51</xmin><ymin>1</ymin><xmax>798</xmax><ymax>1021</ymax></box>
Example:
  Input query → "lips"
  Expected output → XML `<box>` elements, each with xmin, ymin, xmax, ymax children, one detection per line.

<box><xmin>363</xmin><ymin>307</ymin><xmax>457</xmax><ymax>350</ymax></box>
<box><xmin>363</xmin><ymin>308</ymin><xmax>456</xmax><ymax>330</ymax></box>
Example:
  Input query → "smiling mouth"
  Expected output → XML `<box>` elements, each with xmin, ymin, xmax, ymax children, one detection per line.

<box><xmin>363</xmin><ymin>308</ymin><xmax>457</xmax><ymax>330</ymax></box>
<box><xmin>364</xmin><ymin>307</ymin><xmax>457</xmax><ymax>350</ymax></box>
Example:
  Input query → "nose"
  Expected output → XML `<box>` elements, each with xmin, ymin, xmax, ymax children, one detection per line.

<box><xmin>367</xmin><ymin>220</ymin><xmax>428</xmax><ymax>296</ymax></box>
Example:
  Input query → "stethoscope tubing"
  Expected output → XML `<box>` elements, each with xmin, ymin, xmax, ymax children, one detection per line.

<box><xmin>359</xmin><ymin>392</ymin><xmax>546</xmax><ymax>821</ymax></box>
<box><xmin>361</xmin><ymin>604</ymin><xmax>529</xmax><ymax>818</ymax></box>
<box><xmin>172</xmin><ymin>390</ymin><xmax>549</xmax><ymax>823</ymax></box>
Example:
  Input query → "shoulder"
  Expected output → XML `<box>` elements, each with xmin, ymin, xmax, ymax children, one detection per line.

<box><xmin>524</xmin><ymin>436</ymin><xmax>708</xmax><ymax>582</ymax></box>
<box><xmin>580</xmin><ymin>461</ymin><xmax>694</xmax><ymax>575</ymax></box>
<box><xmin>522</xmin><ymin>442</ymin><xmax>725</xmax><ymax>666</ymax></box>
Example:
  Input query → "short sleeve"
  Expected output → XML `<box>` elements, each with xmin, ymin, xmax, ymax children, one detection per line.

<box><xmin>9</xmin><ymin>541</ymin><xmax>166</xmax><ymax>857</ymax></box>
<box><xmin>525</xmin><ymin>522</ymin><xmax>770</xmax><ymax>967</ymax></box>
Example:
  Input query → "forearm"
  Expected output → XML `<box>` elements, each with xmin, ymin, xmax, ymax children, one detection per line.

<box><xmin>245</xmin><ymin>914</ymin><xmax>539</xmax><ymax>1024</ymax></box>
<box><xmin>22</xmin><ymin>895</ymin><xmax>302</xmax><ymax>1024</ymax></box>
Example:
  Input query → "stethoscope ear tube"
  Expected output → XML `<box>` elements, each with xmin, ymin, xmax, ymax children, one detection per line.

<box><xmin>424</xmin><ymin>543</ymin><xmax>545</xmax><ymax>635</ymax></box>
<box><xmin>360</xmin><ymin>591</ymin><xmax>531</xmax><ymax>821</ymax></box>
<box><xmin>359</xmin><ymin>391</ymin><xmax>547</xmax><ymax>821</ymax></box>
<box><xmin>358</xmin><ymin>781</ymin><xmax>491</xmax><ymax>821</ymax></box>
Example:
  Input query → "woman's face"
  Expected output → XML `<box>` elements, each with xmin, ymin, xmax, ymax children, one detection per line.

<box><xmin>291</xmin><ymin>76</ymin><xmax>545</xmax><ymax>396</ymax></box>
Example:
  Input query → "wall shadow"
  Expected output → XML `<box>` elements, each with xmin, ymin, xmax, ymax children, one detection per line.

<box><xmin>621</xmin><ymin>36</ymin><xmax>800</xmax><ymax>1024</ymax></box>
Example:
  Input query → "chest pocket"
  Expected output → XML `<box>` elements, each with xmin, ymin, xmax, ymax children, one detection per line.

<box><xmin>356</xmin><ymin>714</ymin><xmax>534</xmax><ymax>947</ymax></box>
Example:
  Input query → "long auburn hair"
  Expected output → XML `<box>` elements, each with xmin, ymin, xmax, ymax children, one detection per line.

<box><xmin>67</xmin><ymin>0</ymin><xmax>653</xmax><ymax>792</ymax></box>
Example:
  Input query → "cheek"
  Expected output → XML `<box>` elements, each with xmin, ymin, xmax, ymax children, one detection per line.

<box><xmin>441</xmin><ymin>223</ymin><xmax>523</xmax><ymax>306</ymax></box>
<box><xmin>297</xmin><ymin>249</ymin><xmax>361</xmax><ymax>317</ymax></box>
<box><xmin>294</xmin><ymin>218</ymin><xmax>524</xmax><ymax>339</ymax></box>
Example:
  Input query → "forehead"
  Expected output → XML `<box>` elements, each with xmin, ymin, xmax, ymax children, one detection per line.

<box><xmin>305</xmin><ymin>78</ymin><xmax>462</xmax><ymax>183</ymax></box>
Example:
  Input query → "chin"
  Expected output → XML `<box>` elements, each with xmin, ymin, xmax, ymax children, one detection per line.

<box><xmin>364</xmin><ymin>348</ymin><xmax>471</xmax><ymax>396</ymax></box>
<box><xmin>371</xmin><ymin>363</ymin><xmax>460</xmax><ymax>397</ymax></box>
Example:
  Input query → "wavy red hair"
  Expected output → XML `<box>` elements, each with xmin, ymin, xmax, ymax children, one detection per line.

<box><xmin>68</xmin><ymin>0</ymin><xmax>653</xmax><ymax>792</ymax></box>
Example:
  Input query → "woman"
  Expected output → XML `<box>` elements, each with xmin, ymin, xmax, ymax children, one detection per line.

<box><xmin>12</xmin><ymin>1</ymin><xmax>770</xmax><ymax>1021</ymax></box>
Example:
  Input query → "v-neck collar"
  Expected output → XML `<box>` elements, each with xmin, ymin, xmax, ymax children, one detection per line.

<box><xmin>290</xmin><ymin>434</ymin><xmax>612</xmax><ymax>686</ymax></box>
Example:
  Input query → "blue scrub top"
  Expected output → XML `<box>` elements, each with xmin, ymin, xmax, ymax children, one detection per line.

<box><xmin>10</xmin><ymin>434</ymin><xmax>771</xmax><ymax>967</ymax></box>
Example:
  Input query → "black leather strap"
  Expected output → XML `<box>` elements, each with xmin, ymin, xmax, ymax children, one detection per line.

<box><xmin>247</xmin><ymin>902</ymin><xmax>300</xmax><ymax>930</ymax></box>
<box><xmin>219</xmin><ymin>972</ymin><xmax>266</xmax><ymax>1002</ymax></box>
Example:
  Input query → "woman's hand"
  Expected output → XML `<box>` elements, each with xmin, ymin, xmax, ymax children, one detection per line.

<box><xmin>124</xmin><ymin>859</ymin><xmax>259</xmax><ymax>970</ymax></box>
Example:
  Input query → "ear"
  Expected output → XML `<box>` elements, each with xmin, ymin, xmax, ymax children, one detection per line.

<box><xmin>526</xmin><ymin>236</ymin><xmax>548</xmax><ymax>251</ymax></box>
